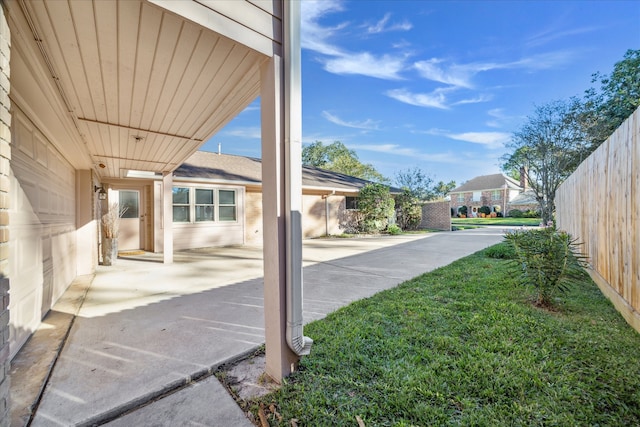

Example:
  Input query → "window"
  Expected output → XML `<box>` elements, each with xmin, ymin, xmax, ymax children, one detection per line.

<box><xmin>456</xmin><ymin>193</ymin><xmax>464</xmax><ymax>203</ymax></box>
<box><xmin>491</xmin><ymin>190</ymin><xmax>501</xmax><ymax>200</ymax></box>
<box><xmin>195</xmin><ymin>189</ymin><xmax>214</xmax><ymax>222</ymax></box>
<box><xmin>218</xmin><ymin>190</ymin><xmax>236</xmax><ymax>221</ymax></box>
<box><xmin>473</xmin><ymin>191</ymin><xmax>481</xmax><ymax>202</ymax></box>
<box><xmin>345</xmin><ymin>196</ymin><xmax>358</xmax><ymax>210</ymax></box>
<box><xmin>173</xmin><ymin>187</ymin><xmax>190</xmax><ymax>222</ymax></box>
<box><xmin>119</xmin><ymin>190</ymin><xmax>139</xmax><ymax>218</ymax></box>
<box><xmin>172</xmin><ymin>187</ymin><xmax>237</xmax><ymax>223</ymax></box>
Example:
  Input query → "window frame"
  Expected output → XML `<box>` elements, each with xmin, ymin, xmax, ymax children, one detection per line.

<box><xmin>172</xmin><ymin>186</ymin><xmax>239</xmax><ymax>224</ymax></box>
<box><xmin>194</xmin><ymin>188</ymin><xmax>215</xmax><ymax>222</ymax></box>
<box><xmin>217</xmin><ymin>189</ymin><xmax>237</xmax><ymax>222</ymax></box>
<box><xmin>345</xmin><ymin>196</ymin><xmax>358</xmax><ymax>210</ymax></box>
<box><xmin>172</xmin><ymin>187</ymin><xmax>191</xmax><ymax>223</ymax></box>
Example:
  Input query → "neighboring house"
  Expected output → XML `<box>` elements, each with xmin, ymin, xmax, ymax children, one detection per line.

<box><xmin>507</xmin><ymin>189</ymin><xmax>540</xmax><ymax>214</ymax></box>
<box><xmin>165</xmin><ymin>150</ymin><xmax>378</xmax><ymax>249</ymax></box>
<box><xmin>448</xmin><ymin>173</ymin><xmax>522</xmax><ymax>216</ymax></box>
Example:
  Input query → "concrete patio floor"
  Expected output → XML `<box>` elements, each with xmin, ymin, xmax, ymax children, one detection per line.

<box><xmin>10</xmin><ymin>228</ymin><xmax>505</xmax><ymax>426</ymax></box>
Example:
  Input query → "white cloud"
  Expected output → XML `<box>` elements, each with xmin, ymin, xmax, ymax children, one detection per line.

<box><xmin>486</xmin><ymin>108</ymin><xmax>508</xmax><ymax>128</ymax></box>
<box><xmin>349</xmin><ymin>143</ymin><xmax>461</xmax><ymax>163</ymax></box>
<box><xmin>322</xmin><ymin>111</ymin><xmax>380</xmax><ymax>130</ymax></box>
<box><xmin>485</xmin><ymin>108</ymin><xmax>525</xmax><ymax>128</ymax></box>
<box><xmin>366</xmin><ymin>13</ymin><xmax>412</xmax><ymax>34</ymax></box>
<box><xmin>223</xmin><ymin>127</ymin><xmax>261</xmax><ymax>139</ymax></box>
<box><xmin>386</xmin><ymin>86</ymin><xmax>491</xmax><ymax>110</ymax></box>
<box><xmin>301</xmin><ymin>0</ymin><xmax>408</xmax><ymax>80</ymax></box>
<box><xmin>526</xmin><ymin>25</ymin><xmax>601</xmax><ymax>48</ymax></box>
<box><xmin>453</xmin><ymin>94</ymin><xmax>493</xmax><ymax>106</ymax></box>
<box><xmin>300</xmin><ymin>0</ymin><xmax>346</xmax><ymax>56</ymax></box>
<box><xmin>410</xmin><ymin>128</ymin><xmax>511</xmax><ymax>149</ymax></box>
<box><xmin>414</xmin><ymin>58</ymin><xmax>475</xmax><ymax>88</ymax></box>
<box><xmin>446</xmin><ymin>132</ymin><xmax>512</xmax><ymax>149</ymax></box>
<box><xmin>385</xmin><ymin>88</ymin><xmax>451</xmax><ymax>109</ymax></box>
<box><xmin>324</xmin><ymin>52</ymin><xmax>406</xmax><ymax>80</ymax></box>
<box><xmin>414</xmin><ymin>51</ymin><xmax>576</xmax><ymax>89</ymax></box>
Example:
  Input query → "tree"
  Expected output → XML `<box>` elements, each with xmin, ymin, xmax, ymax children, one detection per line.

<box><xmin>580</xmin><ymin>49</ymin><xmax>640</xmax><ymax>152</ymax></box>
<box><xmin>395</xmin><ymin>189</ymin><xmax>422</xmax><ymax>230</ymax></box>
<box><xmin>302</xmin><ymin>141</ymin><xmax>388</xmax><ymax>183</ymax></box>
<box><xmin>503</xmin><ymin>99</ymin><xmax>586</xmax><ymax>224</ymax></box>
<box><xmin>394</xmin><ymin>167</ymin><xmax>435</xmax><ymax>200</ymax></box>
<box><xmin>433</xmin><ymin>180</ymin><xmax>457</xmax><ymax>200</ymax></box>
<box><xmin>355</xmin><ymin>183</ymin><xmax>395</xmax><ymax>233</ymax></box>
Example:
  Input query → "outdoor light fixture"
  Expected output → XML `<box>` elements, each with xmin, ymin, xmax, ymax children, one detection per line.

<box><xmin>94</xmin><ymin>185</ymin><xmax>107</xmax><ymax>200</ymax></box>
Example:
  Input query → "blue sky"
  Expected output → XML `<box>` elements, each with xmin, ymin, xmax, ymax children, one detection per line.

<box><xmin>202</xmin><ymin>0</ymin><xmax>640</xmax><ymax>186</ymax></box>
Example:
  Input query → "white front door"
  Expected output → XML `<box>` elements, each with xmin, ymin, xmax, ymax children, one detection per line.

<box><xmin>118</xmin><ymin>190</ymin><xmax>141</xmax><ymax>251</ymax></box>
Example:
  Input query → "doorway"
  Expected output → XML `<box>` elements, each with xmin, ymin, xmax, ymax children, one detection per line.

<box><xmin>118</xmin><ymin>190</ymin><xmax>141</xmax><ymax>251</ymax></box>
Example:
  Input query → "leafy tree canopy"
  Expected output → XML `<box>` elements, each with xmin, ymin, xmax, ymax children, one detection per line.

<box><xmin>581</xmin><ymin>49</ymin><xmax>640</xmax><ymax>151</ymax></box>
<box><xmin>503</xmin><ymin>99</ymin><xmax>586</xmax><ymax>223</ymax></box>
<box><xmin>302</xmin><ymin>141</ymin><xmax>388</xmax><ymax>183</ymax></box>
<box><xmin>395</xmin><ymin>167</ymin><xmax>456</xmax><ymax>201</ymax></box>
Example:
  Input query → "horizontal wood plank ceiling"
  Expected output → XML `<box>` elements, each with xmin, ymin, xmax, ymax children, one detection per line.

<box><xmin>22</xmin><ymin>0</ymin><xmax>267</xmax><ymax>179</ymax></box>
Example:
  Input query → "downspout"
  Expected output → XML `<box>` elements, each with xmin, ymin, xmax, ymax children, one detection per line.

<box><xmin>284</xmin><ymin>0</ymin><xmax>312</xmax><ymax>356</ymax></box>
<box><xmin>325</xmin><ymin>195</ymin><xmax>329</xmax><ymax>236</ymax></box>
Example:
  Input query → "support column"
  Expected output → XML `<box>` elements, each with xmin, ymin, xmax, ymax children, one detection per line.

<box><xmin>162</xmin><ymin>172</ymin><xmax>173</xmax><ymax>264</ymax></box>
<box><xmin>0</xmin><ymin>4</ymin><xmax>10</xmax><ymax>424</ymax></box>
<box><xmin>261</xmin><ymin>53</ymin><xmax>299</xmax><ymax>382</ymax></box>
<box><xmin>261</xmin><ymin>0</ymin><xmax>309</xmax><ymax>381</ymax></box>
<box><xmin>76</xmin><ymin>170</ymin><xmax>97</xmax><ymax>275</ymax></box>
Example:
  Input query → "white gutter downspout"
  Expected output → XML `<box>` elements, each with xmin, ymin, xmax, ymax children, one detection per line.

<box><xmin>284</xmin><ymin>0</ymin><xmax>312</xmax><ymax>356</ymax></box>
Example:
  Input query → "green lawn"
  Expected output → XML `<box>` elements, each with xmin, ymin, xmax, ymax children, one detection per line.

<box><xmin>248</xmin><ymin>244</ymin><xmax>640</xmax><ymax>426</ymax></box>
<box><xmin>452</xmin><ymin>217</ymin><xmax>542</xmax><ymax>227</ymax></box>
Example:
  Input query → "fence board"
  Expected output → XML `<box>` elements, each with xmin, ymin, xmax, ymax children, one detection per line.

<box><xmin>556</xmin><ymin>107</ymin><xmax>640</xmax><ymax>333</ymax></box>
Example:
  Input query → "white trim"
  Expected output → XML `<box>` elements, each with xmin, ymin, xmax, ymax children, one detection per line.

<box><xmin>148</xmin><ymin>0</ymin><xmax>274</xmax><ymax>56</ymax></box>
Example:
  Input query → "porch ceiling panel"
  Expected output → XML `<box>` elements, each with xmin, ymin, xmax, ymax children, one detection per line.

<box><xmin>22</xmin><ymin>0</ymin><xmax>266</xmax><ymax>179</ymax></box>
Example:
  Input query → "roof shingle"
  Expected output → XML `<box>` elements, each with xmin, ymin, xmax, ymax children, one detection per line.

<box><xmin>174</xmin><ymin>151</ymin><xmax>394</xmax><ymax>192</ymax></box>
<box><xmin>450</xmin><ymin>174</ymin><xmax>520</xmax><ymax>193</ymax></box>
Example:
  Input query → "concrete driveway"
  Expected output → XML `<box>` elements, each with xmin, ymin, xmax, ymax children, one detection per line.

<box><xmin>11</xmin><ymin>227</ymin><xmax>505</xmax><ymax>426</ymax></box>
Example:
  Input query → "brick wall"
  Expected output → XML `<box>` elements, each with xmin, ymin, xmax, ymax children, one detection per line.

<box><xmin>0</xmin><ymin>3</ymin><xmax>10</xmax><ymax>424</ymax></box>
<box><xmin>420</xmin><ymin>201</ymin><xmax>451</xmax><ymax>231</ymax></box>
<box><xmin>450</xmin><ymin>191</ymin><xmax>507</xmax><ymax>216</ymax></box>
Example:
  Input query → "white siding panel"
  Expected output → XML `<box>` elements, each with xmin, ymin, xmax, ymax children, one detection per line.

<box><xmin>9</xmin><ymin>107</ymin><xmax>77</xmax><ymax>359</ymax></box>
<box><xmin>172</xmin><ymin>223</ymin><xmax>244</xmax><ymax>250</ymax></box>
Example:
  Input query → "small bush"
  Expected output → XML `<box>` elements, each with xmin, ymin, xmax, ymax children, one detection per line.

<box><xmin>504</xmin><ymin>227</ymin><xmax>588</xmax><ymax>307</ymax></box>
<box><xmin>523</xmin><ymin>209</ymin><xmax>540</xmax><ymax>218</ymax></box>
<box><xmin>395</xmin><ymin>189</ymin><xmax>422</xmax><ymax>230</ymax></box>
<box><xmin>357</xmin><ymin>183</ymin><xmax>395</xmax><ymax>233</ymax></box>
<box><xmin>508</xmin><ymin>209</ymin><xmax>523</xmax><ymax>218</ymax></box>
<box><xmin>479</xmin><ymin>205</ymin><xmax>491</xmax><ymax>215</ymax></box>
<box><xmin>484</xmin><ymin>242</ymin><xmax>517</xmax><ymax>259</ymax></box>
<box><xmin>386</xmin><ymin>224</ymin><xmax>402</xmax><ymax>235</ymax></box>
<box><xmin>496</xmin><ymin>212</ymin><xmax>504</xmax><ymax>217</ymax></box>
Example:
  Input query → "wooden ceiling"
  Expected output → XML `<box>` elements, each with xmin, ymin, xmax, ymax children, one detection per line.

<box><xmin>21</xmin><ymin>0</ymin><xmax>267</xmax><ymax>179</ymax></box>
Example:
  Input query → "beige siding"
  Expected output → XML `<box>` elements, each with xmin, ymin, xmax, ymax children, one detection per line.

<box><xmin>245</xmin><ymin>190</ymin><xmax>263</xmax><ymax>245</ymax></box>
<box><xmin>9</xmin><ymin>106</ymin><xmax>76</xmax><ymax>358</ymax></box>
<box><xmin>170</xmin><ymin>184</ymin><xmax>246</xmax><ymax>250</ymax></box>
<box><xmin>302</xmin><ymin>194</ymin><xmax>326</xmax><ymax>238</ymax></box>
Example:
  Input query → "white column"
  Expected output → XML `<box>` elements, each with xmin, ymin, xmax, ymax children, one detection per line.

<box><xmin>162</xmin><ymin>172</ymin><xmax>173</xmax><ymax>264</ymax></box>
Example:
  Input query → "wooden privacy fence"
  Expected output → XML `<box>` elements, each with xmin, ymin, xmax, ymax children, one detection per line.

<box><xmin>556</xmin><ymin>107</ymin><xmax>640</xmax><ymax>332</ymax></box>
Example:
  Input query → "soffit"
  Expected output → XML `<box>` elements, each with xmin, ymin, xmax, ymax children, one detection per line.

<box><xmin>22</xmin><ymin>0</ymin><xmax>267</xmax><ymax>179</ymax></box>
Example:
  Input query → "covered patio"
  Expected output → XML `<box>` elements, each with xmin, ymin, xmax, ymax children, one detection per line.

<box><xmin>1</xmin><ymin>0</ymin><xmax>308</xmax><ymax>422</ymax></box>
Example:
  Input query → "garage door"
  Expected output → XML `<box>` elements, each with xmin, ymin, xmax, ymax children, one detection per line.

<box><xmin>9</xmin><ymin>109</ymin><xmax>77</xmax><ymax>359</ymax></box>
